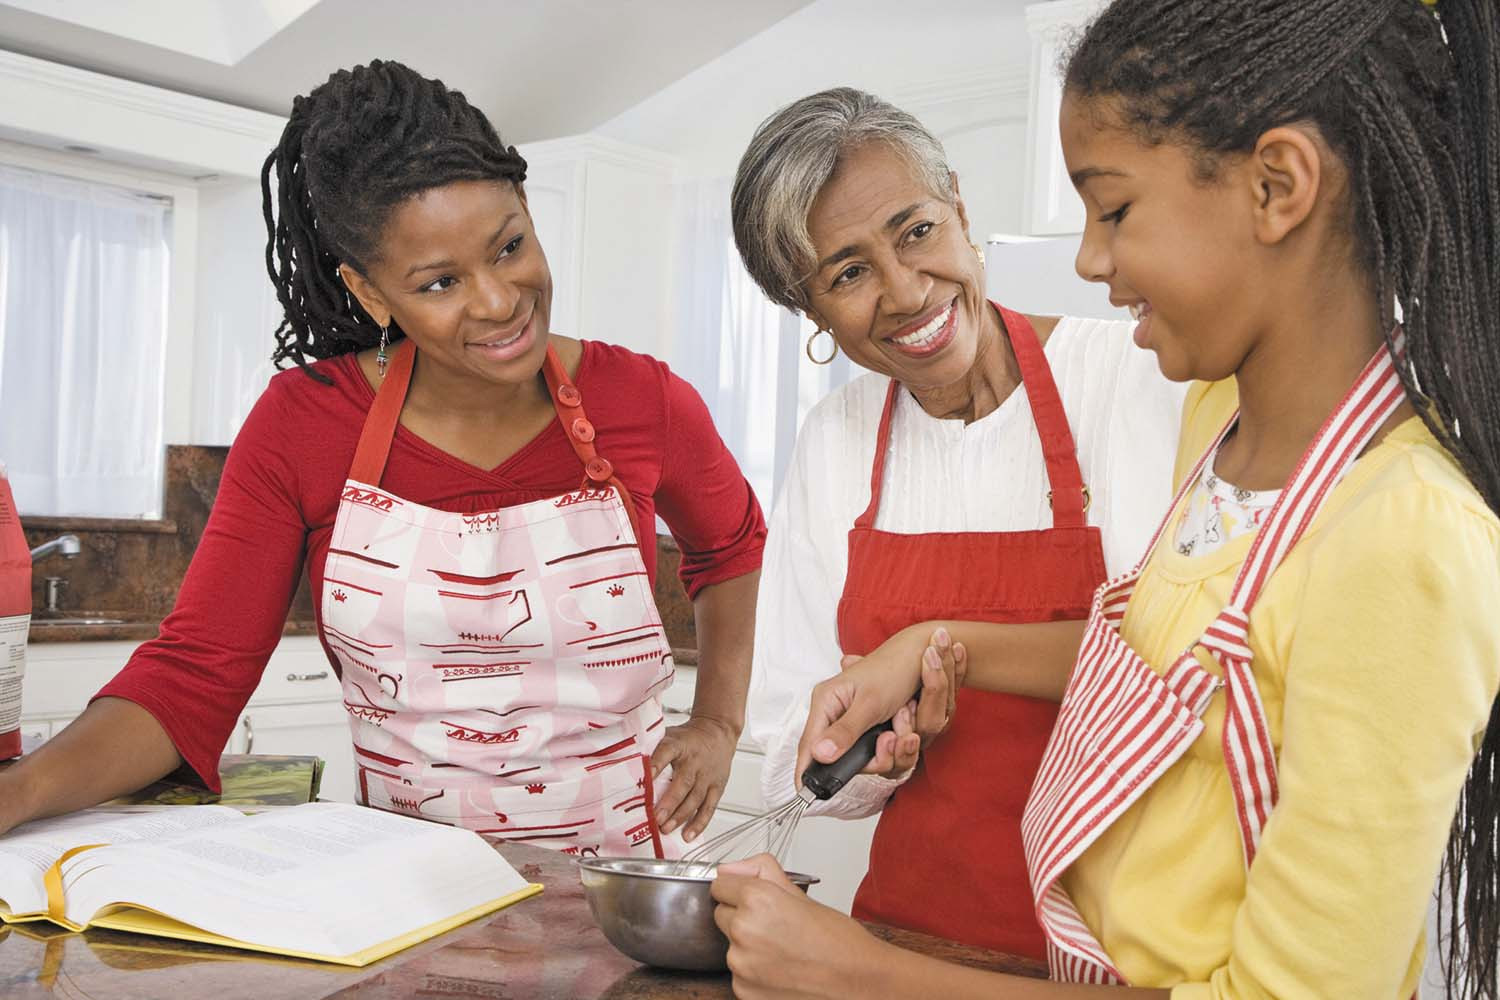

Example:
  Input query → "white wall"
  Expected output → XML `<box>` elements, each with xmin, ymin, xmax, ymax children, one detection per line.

<box><xmin>192</xmin><ymin>179</ymin><xmax>283</xmax><ymax>446</ymax></box>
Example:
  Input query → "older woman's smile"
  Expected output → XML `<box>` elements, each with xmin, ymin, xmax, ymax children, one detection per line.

<box><xmin>886</xmin><ymin>299</ymin><xmax>957</xmax><ymax>357</ymax></box>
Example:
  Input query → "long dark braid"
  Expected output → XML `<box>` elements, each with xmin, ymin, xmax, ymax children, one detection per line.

<box><xmin>261</xmin><ymin>60</ymin><xmax>528</xmax><ymax>380</ymax></box>
<box><xmin>1068</xmin><ymin>2</ymin><xmax>1500</xmax><ymax>997</ymax></box>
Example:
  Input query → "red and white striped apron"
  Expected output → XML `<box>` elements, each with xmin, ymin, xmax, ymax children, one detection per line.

<box><xmin>320</xmin><ymin>338</ymin><xmax>677</xmax><ymax>859</ymax></box>
<box><xmin>1021</xmin><ymin>340</ymin><xmax>1407</xmax><ymax>983</ymax></box>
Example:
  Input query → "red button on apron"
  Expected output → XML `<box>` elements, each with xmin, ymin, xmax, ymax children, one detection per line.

<box><xmin>572</xmin><ymin>418</ymin><xmax>596</xmax><ymax>443</ymax></box>
<box><xmin>557</xmin><ymin>384</ymin><xmax>582</xmax><ymax>407</ymax></box>
<box><xmin>586</xmin><ymin>457</ymin><xmax>613</xmax><ymax>482</ymax></box>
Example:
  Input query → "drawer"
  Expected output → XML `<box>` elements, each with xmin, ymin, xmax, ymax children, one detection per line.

<box><xmin>721</xmin><ymin>748</ymin><xmax>767</xmax><ymax>813</ymax></box>
<box><xmin>661</xmin><ymin>663</ymin><xmax>696</xmax><ymax>715</ymax></box>
<box><xmin>18</xmin><ymin>719</ymin><xmax>51</xmax><ymax>754</ymax></box>
<box><xmin>246</xmin><ymin>637</ymin><xmax>341</xmax><ymax>706</ymax></box>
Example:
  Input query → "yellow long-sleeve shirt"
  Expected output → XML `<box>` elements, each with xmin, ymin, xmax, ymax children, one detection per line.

<box><xmin>1059</xmin><ymin>379</ymin><xmax>1500</xmax><ymax>999</ymax></box>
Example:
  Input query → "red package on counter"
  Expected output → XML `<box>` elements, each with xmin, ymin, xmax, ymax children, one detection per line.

<box><xmin>0</xmin><ymin>463</ymin><xmax>30</xmax><ymax>760</ymax></box>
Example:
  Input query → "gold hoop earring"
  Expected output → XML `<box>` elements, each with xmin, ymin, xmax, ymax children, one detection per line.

<box><xmin>376</xmin><ymin>324</ymin><xmax>390</xmax><ymax>379</ymax></box>
<box><xmin>805</xmin><ymin>328</ymin><xmax>837</xmax><ymax>365</ymax></box>
<box><xmin>971</xmin><ymin>242</ymin><xmax>986</xmax><ymax>267</ymax></box>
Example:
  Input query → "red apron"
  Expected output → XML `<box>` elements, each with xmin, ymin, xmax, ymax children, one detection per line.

<box><xmin>1021</xmin><ymin>341</ymin><xmax>1406</xmax><ymax>982</ymax></box>
<box><xmin>842</xmin><ymin>305</ymin><xmax>1106</xmax><ymax>961</ymax></box>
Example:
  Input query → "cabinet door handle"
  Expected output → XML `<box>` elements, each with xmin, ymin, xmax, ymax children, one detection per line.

<box><xmin>286</xmin><ymin>671</ymin><xmax>330</xmax><ymax>682</ymax></box>
<box><xmin>241</xmin><ymin>714</ymin><xmax>254</xmax><ymax>754</ymax></box>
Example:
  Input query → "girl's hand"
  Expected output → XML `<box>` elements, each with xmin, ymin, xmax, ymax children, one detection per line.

<box><xmin>712</xmin><ymin>854</ymin><xmax>888</xmax><ymax>1000</ymax></box>
<box><xmin>650</xmin><ymin>715</ymin><xmax>737</xmax><ymax>842</ymax></box>
<box><xmin>858</xmin><ymin>630</ymin><xmax>968</xmax><ymax>778</ymax></box>
<box><xmin>798</xmin><ymin>624</ymin><xmax>958</xmax><ymax>785</ymax></box>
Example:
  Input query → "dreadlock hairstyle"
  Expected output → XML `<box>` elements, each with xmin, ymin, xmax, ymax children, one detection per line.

<box><xmin>1066</xmin><ymin>1</ymin><xmax>1500</xmax><ymax>996</ymax></box>
<box><xmin>261</xmin><ymin>60</ymin><xmax>528</xmax><ymax>380</ymax></box>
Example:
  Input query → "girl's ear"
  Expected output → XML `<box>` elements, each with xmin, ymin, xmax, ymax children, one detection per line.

<box><xmin>1248</xmin><ymin>125</ymin><xmax>1323</xmax><ymax>247</ymax></box>
<box><xmin>338</xmin><ymin>263</ymin><xmax>392</xmax><ymax>329</ymax></box>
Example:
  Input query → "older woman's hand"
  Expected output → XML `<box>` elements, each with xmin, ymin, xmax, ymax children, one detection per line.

<box><xmin>712</xmin><ymin>854</ymin><xmax>889</xmax><ymax>1000</ymax></box>
<box><xmin>843</xmin><ymin>628</ymin><xmax>968</xmax><ymax>779</ymax></box>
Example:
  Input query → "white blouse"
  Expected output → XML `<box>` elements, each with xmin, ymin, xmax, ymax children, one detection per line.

<box><xmin>746</xmin><ymin>316</ymin><xmax>1189</xmax><ymax>818</ymax></box>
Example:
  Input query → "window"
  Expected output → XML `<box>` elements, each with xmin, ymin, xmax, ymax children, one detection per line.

<box><xmin>0</xmin><ymin>163</ymin><xmax>171</xmax><ymax>517</ymax></box>
<box><xmin>670</xmin><ymin>178</ymin><xmax>859</xmax><ymax>508</ymax></box>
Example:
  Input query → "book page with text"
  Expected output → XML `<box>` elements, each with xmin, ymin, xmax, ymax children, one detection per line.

<box><xmin>59</xmin><ymin>803</ymin><xmax>533</xmax><ymax>959</ymax></box>
<box><xmin>0</xmin><ymin>807</ymin><xmax>241</xmax><ymax>920</ymax></box>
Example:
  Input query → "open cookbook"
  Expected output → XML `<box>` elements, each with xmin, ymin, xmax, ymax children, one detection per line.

<box><xmin>0</xmin><ymin>802</ymin><xmax>542</xmax><ymax>966</ymax></box>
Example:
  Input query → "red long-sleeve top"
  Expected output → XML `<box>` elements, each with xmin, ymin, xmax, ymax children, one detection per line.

<box><xmin>96</xmin><ymin>341</ymin><xmax>765</xmax><ymax>789</ymax></box>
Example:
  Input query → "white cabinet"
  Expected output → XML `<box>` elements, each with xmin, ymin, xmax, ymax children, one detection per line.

<box><xmin>521</xmin><ymin>135</ymin><xmax>678</xmax><ymax>360</ymax></box>
<box><xmin>20</xmin><ymin>634</ymin><xmax>354</xmax><ymax>803</ymax></box>
<box><xmin>666</xmin><ymin>664</ymin><xmax>877</xmax><ymax>913</ymax></box>
<box><xmin>1022</xmin><ymin>0</ymin><xmax>1109</xmax><ymax>236</ymax></box>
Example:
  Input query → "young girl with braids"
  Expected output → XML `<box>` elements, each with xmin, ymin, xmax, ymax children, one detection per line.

<box><xmin>0</xmin><ymin>61</ymin><xmax>765</xmax><ymax>856</ymax></box>
<box><xmin>711</xmin><ymin>1</ymin><xmax>1500</xmax><ymax>997</ymax></box>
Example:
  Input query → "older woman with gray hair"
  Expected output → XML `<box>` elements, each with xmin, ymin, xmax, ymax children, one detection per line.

<box><xmin>737</xmin><ymin>87</ymin><xmax>1184</xmax><ymax>959</ymax></box>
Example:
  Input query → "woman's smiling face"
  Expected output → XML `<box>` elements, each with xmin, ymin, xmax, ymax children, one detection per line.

<box><xmin>341</xmin><ymin>178</ymin><xmax>554</xmax><ymax>386</ymax></box>
<box><xmin>801</xmin><ymin>142</ymin><xmax>990</xmax><ymax>390</ymax></box>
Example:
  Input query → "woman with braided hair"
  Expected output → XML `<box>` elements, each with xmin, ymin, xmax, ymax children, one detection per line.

<box><xmin>0</xmin><ymin>61</ymin><xmax>766</xmax><ymax>857</ymax></box>
<box><xmin>711</xmin><ymin>1</ymin><xmax>1500</xmax><ymax>997</ymax></box>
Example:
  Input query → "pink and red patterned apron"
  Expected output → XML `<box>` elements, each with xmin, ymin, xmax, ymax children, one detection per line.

<box><xmin>1022</xmin><ymin>340</ymin><xmax>1407</xmax><ymax>982</ymax></box>
<box><xmin>320</xmin><ymin>338</ymin><xmax>676</xmax><ymax>859</ymax></box>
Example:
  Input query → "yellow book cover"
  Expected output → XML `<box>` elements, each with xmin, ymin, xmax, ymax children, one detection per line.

<box><xmin>0</xmin><ymin>802</ymin><xmax>542</xmax><ymax>966</ymax></box>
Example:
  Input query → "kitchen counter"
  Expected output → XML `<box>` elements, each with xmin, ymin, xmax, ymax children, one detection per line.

<box><xmin>27</xmin><ymin>617</ymin><xmax>322</xmax><ymax>644</ymax></box>
<box><xmin>0</xmin><ymin>839</ymin><xmax>1044</xmax><ymax>999</ymax></box>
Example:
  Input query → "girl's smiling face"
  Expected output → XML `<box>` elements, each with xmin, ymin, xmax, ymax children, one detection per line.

<box><xmin>1060</xmin><ymin>94</ymin><xmax>1268</xmax><ymax>384</ymax></box>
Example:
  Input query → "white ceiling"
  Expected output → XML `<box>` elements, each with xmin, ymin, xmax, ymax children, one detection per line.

<box><xmin>0</xmin><ymin>0</ymin><xmax>814</xmax><ymax>142</ymax></box>
<box><xmin>0</xmin><ymin>0</ymin><xmax>323</xmax><ymax>66</ymax></box>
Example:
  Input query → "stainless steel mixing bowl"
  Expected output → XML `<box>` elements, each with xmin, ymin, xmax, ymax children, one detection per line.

<box><xmin>577</xmin><ymin>857</ymin><xmax>819</xmax><ymax>971</ymax></box>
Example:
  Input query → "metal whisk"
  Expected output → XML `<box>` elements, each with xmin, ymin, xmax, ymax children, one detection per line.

<box><xmin>674</xmin><ymin>719</ymin><xmax>894</xmax><ymax>873</ymax></box>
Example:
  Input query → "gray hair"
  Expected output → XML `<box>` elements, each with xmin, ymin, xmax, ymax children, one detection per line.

<box><xmin>731</xmin><ymin>87</ymin><xmax>955</xmax><ymax>314</ymax></box>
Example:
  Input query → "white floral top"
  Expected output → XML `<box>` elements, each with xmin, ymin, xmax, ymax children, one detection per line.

<box><xmin>1172</xmin><ymin>450</ymin><xmax>1281</xmax><ymax>557</ymax></box>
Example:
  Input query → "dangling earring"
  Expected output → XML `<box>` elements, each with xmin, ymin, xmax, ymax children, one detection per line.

<box><xmin>376</xmin><ymin>324</ymin><xmax>390</xmax><ymax>379</ymax></box>
<box><xmin>805</xmin><ymin>328</ymin><xmax>837</xmax><ymax>366</ymax></box>
<box><xmin>971</xmin><ymin>242</ymin><xmax>986</xmax><ymax>267</ymax></box>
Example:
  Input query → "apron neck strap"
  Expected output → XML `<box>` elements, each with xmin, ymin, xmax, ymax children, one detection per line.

<box><xmin>348</xmin><ymin>340</ymin><xmax>636</xmax><ymax>525</ymax></box>
<box><xmin>854</xmin><ymin>379</ymin><xmax>902</xmax><ymax>530</ymax></box>
<box><xmin>539</xmin><ymin>343</ymin><xmax>639</xmax><ymax>524</ymax></box>
<box><xmin>998</xmin><ymin>306</ymin><xmax>1089</xmax><ymax>529</ymax></box>
<box><xmin>854</xmin><ymin>303</ymin><xmax>1092</xmax><ymax>530</ymax></box>
<box><xmin>349</xmin><ymin>337</ymin><xmax>416</xmax><ymax>487</ymax></box>
<box><xmin>1210</xmin><ymin>335</ymin><xmax>1408</xmax><ymax>632</ymax></box>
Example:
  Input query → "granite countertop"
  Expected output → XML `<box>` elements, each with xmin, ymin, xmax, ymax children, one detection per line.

<box><xmin>0</xmin><ymin>839</ymin><xmax>1044</xmax><ymax>999</ymax></box>
<box><xmin>27</xmin><ymin>617</ymin><xmax>321</xmax><ymax>644</ymax></box>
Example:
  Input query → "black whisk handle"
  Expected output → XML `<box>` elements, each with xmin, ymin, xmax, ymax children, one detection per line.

<box><xmin>800</xmin><ymin>719</ymin><xmax>896</xmax><ymax>801</ymax></box>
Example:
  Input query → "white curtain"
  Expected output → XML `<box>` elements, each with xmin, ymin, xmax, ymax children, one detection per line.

<box><xmin>670</xmin><ymin>177</ymin><xmax>859</xmax><ymax>508</ymax></box>
<box><xmin>0</xmin><ymin>164</ymin><xmax>170</xmax><ymax>517</ymax></box>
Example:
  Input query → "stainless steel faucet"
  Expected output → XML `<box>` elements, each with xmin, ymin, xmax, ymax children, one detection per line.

<box><xmin>29</xmin><ymin>534</ymin><xmax>80</xmax><ymax>562</ymax></box>
<box><xmin>43</xmin><ymin>576</ymin><xmax>67</xmax><ymax>614</ymax></box>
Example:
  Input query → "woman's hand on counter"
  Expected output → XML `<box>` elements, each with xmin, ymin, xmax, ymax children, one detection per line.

<box><xmin>650</xmin><ymin>714</ymin><xmax>737</xmax><ymax>841</ymax></box>
<box><xmin>0</xmin><ymin>698</ymin><xmax>182</xmax><ymax>837</ymax></box>
<box><xmin>712</xmin><ymin>853</ymin><xmax>888</xmax><ymax>999</ymax></box>
<box><xmin>0</xmin><ymin>765</ymin><xmax>38</xmax><ymax>836</ymax></box>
